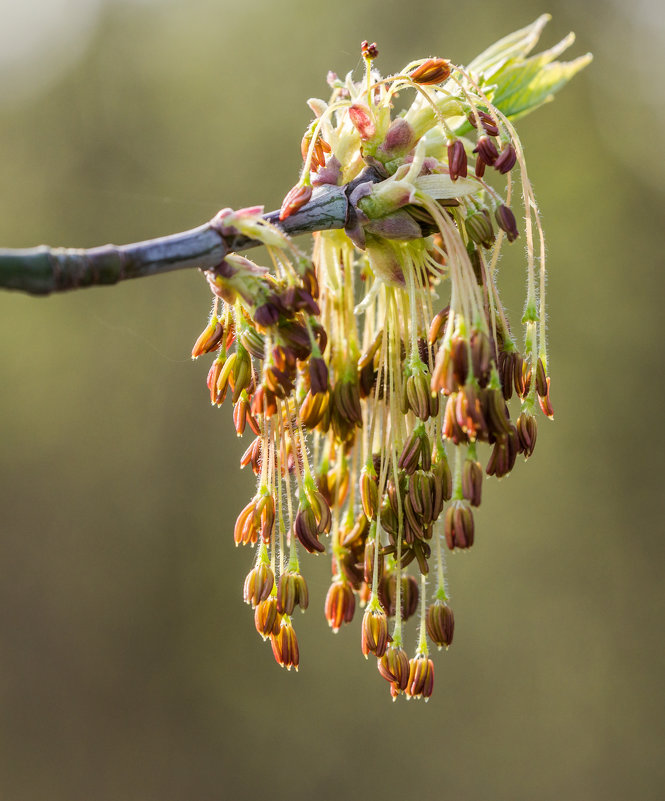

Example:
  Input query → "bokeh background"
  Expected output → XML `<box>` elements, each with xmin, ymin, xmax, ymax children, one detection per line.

<box><xmin>0</xmin><ymin>1</ymin><xmax>663</xmax><ymax>799</ymax></box>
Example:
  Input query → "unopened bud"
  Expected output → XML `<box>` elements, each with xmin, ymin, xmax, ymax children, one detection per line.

<box><xmin>405</xmin><ymin>654</ymin><xmax>435</xmax><ymax>700</ymax></box>
<box><xmin>410</xmin><ymin>58</ymin><xmax>451</xmax><ymax>85</ymax></box>
<box><xmin>426</xmin><ymin>600</ymin><xmax>455</xmax><ymax>649</ymax></box>
<box><xmin>270</xmin><ymin>618</ymin><xmax>299</xmax><ymax>671</ymax></box>
<box><xmin>495</xmin><ymin>204</ymin><xmax>519</xmax><ymax>242</ymax></box>
<box><xmin>324</xmin><ymin>579</ymin><xmax>356</xmax><ymax>632</ymax></box>
<box><xmin>494</xmin><ymin>143</ymin><xmax>517</xmax><ymax>174</ymax></box>
<box><xmin>279</xmin><ymin>183</ymin><xmax>313</xmax><ymax>221</ymax></box>
<box><xmin>444</xmin><ymin>500</ymin><xmax>475</xmax><ymax>550</ymax></box>
<box><xmin>447</xmin><ymin>139</ymin><xmax>468</xmax><ymax>181</ymax></box>
<box><xmin>361</xmin><ymin>606</ymin><xmax>389</xmax><ymax>657</ymax></box>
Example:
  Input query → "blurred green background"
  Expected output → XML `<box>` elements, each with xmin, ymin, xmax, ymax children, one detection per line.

<box><xmin>0</xmin><ymin>0</ymin><xmax>663</xmax><ymax>799</ymax></box>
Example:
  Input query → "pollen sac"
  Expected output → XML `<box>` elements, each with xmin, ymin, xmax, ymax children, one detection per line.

<box><xmin>378</xmin><ymin>643</ymin><xmax>410</xmax><ymax>697</ymax></box>
<box><xmin>361</xmin><ymin>606</ymin><xmax>389</xmax><ymax>658</ymax></box>
<box><xmin>468</xmin><ymin>109</ymin><xmax>500</xmax><ymax>137</ymax></box>
<box><xmin>495</xmin><ymin>204</ymin><xmax>519</xmax><ymax>242</ymax></box>
<box><xmin>426</xmin><ymin>600</ymin><xmax>455</xmax><ymax>649</ymax></box>
<box><xmin>192</xmin><ymin>318</ymin><xmax>224</xmax><ymax>358</ymax></box>
<box><xmin>243</xmin><ymin>561</ymin><xmax>275</xmax><ymax>607</ymax></box>
<box><xmin>271</xmin><ymin>618</ymin><xmax>300</xmax><ymax>671</ymax></box>
<box><xmin>409</xmin><ymin>58</ymin><xmax>451</xmax><ymax>85</ymax></box>
<box><xmin>405</xmin><ymin>654</ymin><xmax>435</xmax><ymax>700</ymax></box>
<box><xmin>494</xmin><ymin>143</ymin><xmax>517</xmax><ymax>174</ymax></box>
<box><xmin>360</xmin><ymin>463</ymin><xmax>379</xmax><ymax>520</ymax></box>
<box><xmin>444</xmin><ymin>500</ymin><xmax>475</xmax><ymax>550</ymax></box>
<box><xmin>516</xmin><ymin>411</ymin><xmax>538</xmax><ymax>458</ymax></box>
<box><xmin>447</xmin><ymin>139</ymin><xmax>468</xmax><ymax>181</ymax></box>
<box><xmin>254</xmin><ymin>597</ymin><xmax>281</xmax><ymax>640</ymax></box>
<box><xmin>294</xmin><ymin>503</ymin><xmax>326</xmax><ymax>554</ymax></box>
<box><xmin>473</xmin><ymin>135</ymin><xmax>499</xmax><ymax>165</ymax></box>
<box><xmin>462</xmin><ymin>456</ymin><xmax>483</xmax><ymax>507</ymax></box>
<box><xmin>324</xmin><ymin>580</ymin><xmax>356</xmax><ymax>632</ymax></box>
<box><xmin>277</xmin><ymin>571</ymin><xmax>310</xmax><ymax>615</ymax></box>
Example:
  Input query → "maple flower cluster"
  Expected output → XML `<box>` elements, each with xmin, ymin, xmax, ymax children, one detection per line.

<box><xmin>191</xmin><ymin>17</ymin><xmax>589</xmax><ymax>700</ymax></box>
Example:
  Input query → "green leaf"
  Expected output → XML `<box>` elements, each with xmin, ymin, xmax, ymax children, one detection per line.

<box><xmin>488</xmin><ymin>35</ymin><xmax>593</xmax><ymax>121</ymax></box>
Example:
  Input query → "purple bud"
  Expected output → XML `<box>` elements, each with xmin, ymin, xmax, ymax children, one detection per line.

<box><xmin>495</xmin><ymin>204</ymin><xmax>519</xmax><ymax>242</ymax></box>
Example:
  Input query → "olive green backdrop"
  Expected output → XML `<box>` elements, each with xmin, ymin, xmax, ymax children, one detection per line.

<box><xmin>0</xmin><ymin>1</ymin><xmax>662</xmax><ymax>799</ymax></box>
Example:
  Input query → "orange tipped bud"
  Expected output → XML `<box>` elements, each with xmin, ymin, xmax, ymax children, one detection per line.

<box><xmin>410</xmin><ymin>58</ymin><xmax>451</xmax><ymax>85</ymax></box>
<box><xmin>405</xmin><ymin>654</ymin><xmax>435</xmax><ymax>700</ymax></box>
<box><xmin>361</xmin><ymin>606</ymin><xmax>389</xmax><ymax>658</ymax></box>
<box><xmin>426</xmin><ymin>600</ymin><xmax>454</xmax><ymax>649</ymax></box>
<box><xmin>270</xmin><ymin>618</ymin><xmax>299</xmax><ymax>670</ymax></box>
<box><xmin>279</xmin><ymin>183</ymin><xmax>312</xmax><ymax>221</ymax></box>
<box><xmin>324</xmin><ymin>579</ymin><xmax>356</xmax><ymax>632</ymax></box>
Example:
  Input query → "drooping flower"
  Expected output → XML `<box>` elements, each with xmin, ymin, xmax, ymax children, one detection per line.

<box><xmin>191</xmin><ymin>17</ymin><xmax>590</xmax><ymax>700</ymax></box>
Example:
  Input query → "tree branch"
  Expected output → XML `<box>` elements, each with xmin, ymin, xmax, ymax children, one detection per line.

<box><xmin>0</xmin><ymin>183</ymin><xmax>350</xmax><ymax>296</ymax></box>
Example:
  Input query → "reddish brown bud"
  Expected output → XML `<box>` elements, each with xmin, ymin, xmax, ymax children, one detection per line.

<box><xmin>470</xmin><ymin>330</ymin><xmax>492</xmax><ymax>386</ymax></box>
<box><xmin>254</xmin><ymin>597</ymin><xmax>281</xmax><ymax>639</ymax></box>
<box><xmin>243</xmin><ymin>561</ymin><xmax>275</xmax><ymax>607</ymax></box>
<box><xmin>207</xmin><ymin>357</ymin><xmax>224</xmax><ymax>404</ymax></box>
<box><xmin>444</xmin><ymin>500</ymin><xmax>475</xmax><ymax>550</ymax></box>
<box><xmin>309</xmin><ymin>356</ymin><xmax>329</xmax><ymax>394</ymax></box>
<box><xmin>398</xmin><ymin>425</ymin><xmax>430</xmax><ymax>474</ymax></box>
<box><xmin>432</xmin><ymin>452</ymin><xmax>453</xmax><ymax>503</ymax></box>
<box><xmin>473</xmin><ymin>135</ymin><xmax>499</xmax><ymax>165</ymax></box>
<box><xmin>428</xmin><ymin>307</ymin><xmax>450</xmax><ymax>346</ymax></box>
<box><xmin>279</xmin><ymin>183</ymin><xmax>313</xmax><ymax>221</ymax></box>
<box><xmin>378</xmin><ymin>572</ymin><xmax>419</xmax><ymax>620</ymax></box>
<box><xmin>468</xmin><ymin>110</ymin><xmax>499</xmax><ymax>137</ymax></box>
<box><xmin>253</xmin><ymin>301</ymin><xmax>281</xmax><ymax>327</ymax></box>
<box><xmin>494</xmin><ymin>143</ymin><xmax>517</xmax><ymax>174</ymax></box>
<box><xmin>234</xmin><ymin>499</ymin><xmax>260</xmax><ymax>546</ymax></box>
<box><xmin>426</xmin><ymin>600</ymin><xmax>455</xmax><ymax>649</ymax></box>
<box><xmin>535</xmin><ymin>358</ymin><xmax>554</xmax><ymax>417</ymax></box>
<box><xmin>484</xmin><ymin>388</ymin><xmax>512</xmax><ymax>440</ymax></box>
<box><xmin>462</xmin><ymin>457</ymin><xmax>483</xmax><ymax>507</ymax></box>
<box><xmin>405</xmin><ymin>654</ymin><xmax>435</xmax><ymax>700</ymax></box>
<box><xmin>538</xmin><ymin>376</ymin><xmax>554</xmax><ymax>418</ymax></box>
<box><xmin>361</xmin><ymin>606</ymin><xmax>389</xmax><ymax>657</ymax></box>
<box><xmin>378</xmin><ymin>643</ymin><xmax>410</xmax><ymax>695</ymax></box>
<box><xmin>485</xmin><ymin>428</ymin><xmax>519</xmax><ymax>477</ymax></box>
<box><xmin>455</xmin><ymin>383</ymin><xmax>488</xmax><ymax>442</ymax></box>
<box><xmin>270</xmin><ymin>618</ymin><xmax>299</xmax><ymax>671</ymax></box>
<box><xmin>294</xmin><ymin>504</ymin><xmax>325</xmax><ymax>554</ymax></box>
<box><xmin>447</xmin><ymin>139</ymin><xmax>468</xmax><ymax>181</ymax></box>
<box><xmin>495</xmin><ymin>204</ymin><xmax>519</xmax><ymax>242</ymax></box>
<box><xmin>324</xmin><ymin>579</ymin><xmax>356</xmax><ymax>632</ymax></box>
<box><xmin>299</xmin><ymin>390</ymin><xmax>329</xmax><ymax>429</ymax></box>
<box><xmin>516</xmin><ymin>411</ymin><xmax>538</xmax><ymax>458</ymax></box>
<box><xmin>348</xmin><ymin>104</ymin><xmax>376</xmax><ymax>141</ymax></box>
<box><xmin>192</xmin><ymin>319</ymin><xmax>224</xmax><ymax>358</ymax></box>
<box><xmin>331</xmin><ymin>378</ymin><xmax>362</xmax><ymax>426</ymax></box>
<box><xmin>410</xmin><ymin>58</ymin><xmax>451</xmax><ymax>85</ymax></box>
<box><xmin>276</xmin><ymin>571</ymin><xmax>309</xmax><ymax>615</ymax></box>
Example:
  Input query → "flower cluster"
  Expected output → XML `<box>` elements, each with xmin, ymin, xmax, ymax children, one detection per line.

<box><xmin>192</xmin><ymin>18</ymin><xmax>586</xmax><ymax>700</ymax></box>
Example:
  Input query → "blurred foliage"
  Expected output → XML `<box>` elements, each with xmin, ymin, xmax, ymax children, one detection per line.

<box><xmin>0</xmin><ymin>1</ymin><xmax>663</xmax><ymax>799</ymax></box>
